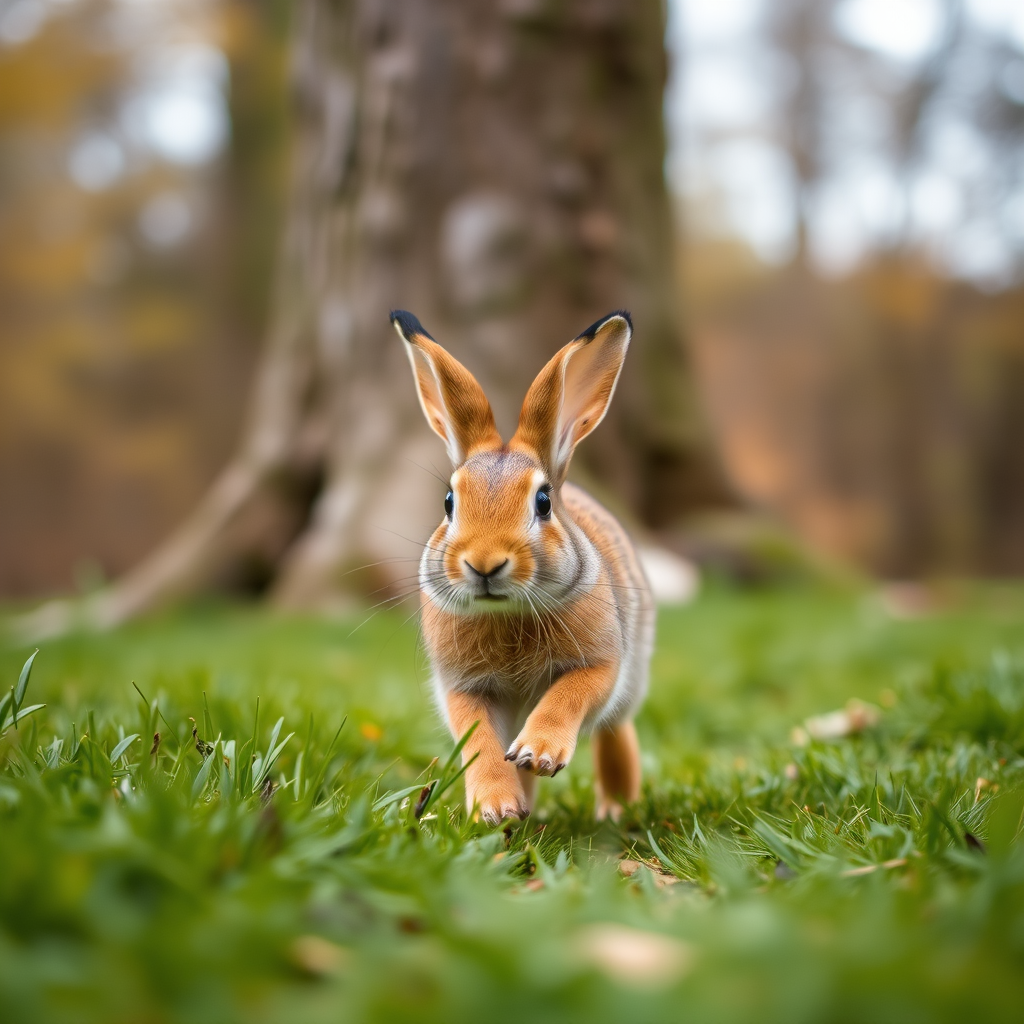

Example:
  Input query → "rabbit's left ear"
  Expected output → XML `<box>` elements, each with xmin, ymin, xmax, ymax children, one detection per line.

<box><xmin>391</xmin><ymin>310</ymin><xmax>501</xmax><ymax>466</ymax></box>
<box><xmin>513</xmin><ymin>311</ymin><xmax>632</xmax><ymax>483</ymax></box>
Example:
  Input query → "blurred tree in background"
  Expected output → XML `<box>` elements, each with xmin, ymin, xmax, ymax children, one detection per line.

<box><xmin>13</xmin><ymin>0</ymin><xmax>724</xmax><ymax>637</ymax></box>
<box><xmin>674</xmin><ymin>0</ymin><xmax>1024</xmax><ymax>577</ymax></box>
<box><xmin>0</xmin><ymin>0</ymin><xmax>289</xmax><ymax>599</ymax></box>
<box><xmin>5</xmin><ymin>0</ymin><xmax>1024</xmax><ymax>636</ymax></box>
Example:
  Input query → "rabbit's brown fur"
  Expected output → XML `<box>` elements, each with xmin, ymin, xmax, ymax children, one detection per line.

<box><xmin>392</xmin><ymin>310</ymin><xmax>654</xmax><ymax>824</ymax></box>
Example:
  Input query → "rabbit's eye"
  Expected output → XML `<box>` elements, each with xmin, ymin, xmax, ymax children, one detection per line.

<box><xmin>444</xmin><ymin>490</ymin><xmax>454</xmax><ymax>518</ymax></box>
<box><xmin>535</xmin><ymin>489</ymin><xmax>552</xmax><ymax>519</ymax></box>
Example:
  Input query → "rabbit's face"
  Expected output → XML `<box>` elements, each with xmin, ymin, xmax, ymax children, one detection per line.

<box><xmin>392</xmin><ymin>307</ymin><xmax>631</xmax><ymax>617</ymax></box>
<box><xmin>419</xmin><ymin>448</ymin><xmax>591</xmax><ymax>615</ymax></box>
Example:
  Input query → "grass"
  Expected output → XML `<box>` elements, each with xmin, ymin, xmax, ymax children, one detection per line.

<box><xmin>1</xmin><ymin>583</ymin><xmax>1023</xmax><ymax>1023</ymax></box>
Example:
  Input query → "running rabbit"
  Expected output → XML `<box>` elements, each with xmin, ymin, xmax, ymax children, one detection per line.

<box><xmin>391</xmin><ymin>309</ymin><xmax>653</xmax><ymax>824</ymax></box>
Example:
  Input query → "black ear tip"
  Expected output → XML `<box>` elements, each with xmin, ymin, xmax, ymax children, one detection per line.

<box><xmin>390</xmin><ymin>309</ymin><xmax>434</xmax><ymax>341</ymax></box>
<box><xmin>575</xmin><ymin>309</ymin><xmax>633</xmax><ymax>342</ymax></box>
<box><xmin>609</xmin><ymin>308</ymin><xmax>633</xmax><ymax>331</ymax></box>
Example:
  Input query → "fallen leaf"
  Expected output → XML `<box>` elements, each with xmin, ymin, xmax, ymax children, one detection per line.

<box><xmin>652</xmin><ymin>873</ymin><xmax>680</xmax><ymax>888</ymax></box>
<box><xmin>878</xmin><ymin>582</ymin><xmax>939</xmax><ymax>619</ymax></box>
<box><xmin>576</xmin><ymin>924</ymin><xmax>693</xmax><ymax>988</ymax></box>
<box><xmin>289</xmin><ymin>935</ymin><xmax>348</xmax><ymax>977</ymax></box>
<box><xmin>974</xmin><ymin>777</ymin><xmax>996</xmax><ymax>804</ymax></box>
<box><xmin>841</xmin><ymin>858</ymin><xmax>906</xmax><ymax>878</ymax></box>
<box><xmin>619</xmin><ymin>857</ymin><xmax>680</xmax><ymax>888</ymax></box>
<box><xmin>413</xmin><ymin>781</ymin><xmax>435</xmax><ymax>818</ymax></box>
<box><xmin>797</xmin><ymin>700</ymin><xmax>881</xmax><ymax>744</ymax></box>
<box><xmin>619</xmin><ymin>859</ymin><xmax>642</xmax><ymax>877</ymax></box>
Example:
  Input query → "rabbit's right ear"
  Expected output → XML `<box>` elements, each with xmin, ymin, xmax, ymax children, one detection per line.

<box><xmin>513</xmin><ymin>311</ymin><xmax>632</xmax><ymax>484</ymax></box>
<box><xmin>391</xmin><ymin>311</ymin><xmax>501</xmax><ymax>466</ymax></box>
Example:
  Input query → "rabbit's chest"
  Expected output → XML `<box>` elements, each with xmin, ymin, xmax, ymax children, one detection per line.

<box><xmin>429</xmin><ymin>606</ymin><xmax>614</xmax><ymax>698</ymax></box>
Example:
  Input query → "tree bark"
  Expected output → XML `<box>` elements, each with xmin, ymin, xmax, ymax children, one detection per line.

<box><xmin>15</xmin><ymin>0</ymin><xmax>722</xmax><ymax>639</ymax></box>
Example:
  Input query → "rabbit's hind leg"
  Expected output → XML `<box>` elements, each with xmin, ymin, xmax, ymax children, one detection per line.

<box><xmin>592</xmin><ymin>720</ymin><xmax>640</xmax><ymax>822</ymax></box>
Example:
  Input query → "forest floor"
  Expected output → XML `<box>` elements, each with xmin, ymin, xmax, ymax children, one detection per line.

<box><xmin>1</xmin><ymin>583</ymin><xmax>1023</xmax><ymax>1023</ymax></box>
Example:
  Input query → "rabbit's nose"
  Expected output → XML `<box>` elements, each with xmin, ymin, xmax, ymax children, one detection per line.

<box><xmin>463</xmin><ymin>557</ymin><xmax>510</xmax><ymax>580</ymax></box>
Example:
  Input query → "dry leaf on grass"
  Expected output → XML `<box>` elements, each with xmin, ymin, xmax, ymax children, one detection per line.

<box><xmin>841</xmin><ymin>858</ymin><xmax>907</xmax><ymax>878</ymax></box>
<box><xmin>792</xmin><ymin>699</ymin><xmax>881</xmax><ymax>745</ymax></box>
<box><xmin>289</xmin><ymin>935</ymin><xmax>349</xmax><ymax>977</ymax></box>
<box><xmin>974</xmin><ymin>777</ymin><xmax>998</xmax><ymax>803</ymax></box>
<box><xmin>619</xmin><ymin>857</ymin><xmax>681</xmax><ymax>887</ymax></box>
<box><xmin>877</xmin><ymin>582</ymin><xmax>940</xmax><ymax>619</ymax></box>
<box><xmin>576</xmin><ymin>924</ymin><xmax>693</xmax><ymax>988</ymax></box>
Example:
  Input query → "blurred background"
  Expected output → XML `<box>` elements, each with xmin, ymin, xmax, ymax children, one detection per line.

<box><xmin>1</xmin><ymin>0</ymin><xmax>1023</xmax><ymax>628</ymax></box>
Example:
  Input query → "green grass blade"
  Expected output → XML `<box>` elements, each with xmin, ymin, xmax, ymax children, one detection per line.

<box><xmin>14</xmin><ymin>649</ymin><xmax>38</xmax><ymax>712</ymax></box>
<box><xmin>305</xmin><ymin>717</ymin><xmax>346</xmax><ymax>809</ymax></box>
<box><xmin>109</xmin><ymin>733</ymin><xmax>140</xmax><ymax>765</ymax></box>
<box><xmin>190</xmin><ymin>739</ymin><xmax>220</xmax><ymax>803</ymax></box>
<box><xmin>440</xmin><ymin>720</ymin><xmax>478</xmax><ymax>777</ymax></box>
<box><xmin>373</xmin><ymin>783</ymin><xmax>428</xmax><ymax>814</ymax></box>
<box><xmin>8</xmin><ymin>703</ymin><xmax>46</xmax><ymax>733</ymax></box>
<box><xmin>253</xmin><ymin>730</ymin><xmax>294</xmax><ymax>792</ymax></box>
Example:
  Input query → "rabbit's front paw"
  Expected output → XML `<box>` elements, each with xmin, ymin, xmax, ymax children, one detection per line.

<box><xmin>464</xmin><ymin>770</ymin><xmax>528</xmax><ymax>827</ymax></box>
<box><xmin>467</xmin><ymin>774</ymin><xmax>530</xmax><ymax>825</ymax></box>
<box><xmin>505</xmin><ymin>718</ymin><xmax>576</xmax><ymax>777</ymax></box>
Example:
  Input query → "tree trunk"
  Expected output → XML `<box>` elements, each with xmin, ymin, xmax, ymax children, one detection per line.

<box><xmin>15</xmin><ymin>0</ymin><xmax>722</xmax><ymax>640</ymax></box>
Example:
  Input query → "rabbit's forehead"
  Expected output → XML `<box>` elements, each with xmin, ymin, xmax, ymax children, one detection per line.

<box><xmin>453</xmin><ymin>450</ymin><xmax>545</xmax><ymax>508</ymax></box>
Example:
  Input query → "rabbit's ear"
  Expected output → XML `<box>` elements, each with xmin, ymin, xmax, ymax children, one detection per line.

<box><xmin>513</xmin><ymin>311</ymin><xmax>631</xmax><ymax>483</ymax></box>
<box><xmin>391</xmin><ymin>310</ymin><xmax>501</xmax><ymax>466</ymax></box>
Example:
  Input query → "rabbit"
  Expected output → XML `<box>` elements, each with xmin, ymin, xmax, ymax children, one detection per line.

<box><xmin>390</xmin><ymin>309</ymin><xmax>654</xmax><ymax>825</ymax></box>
